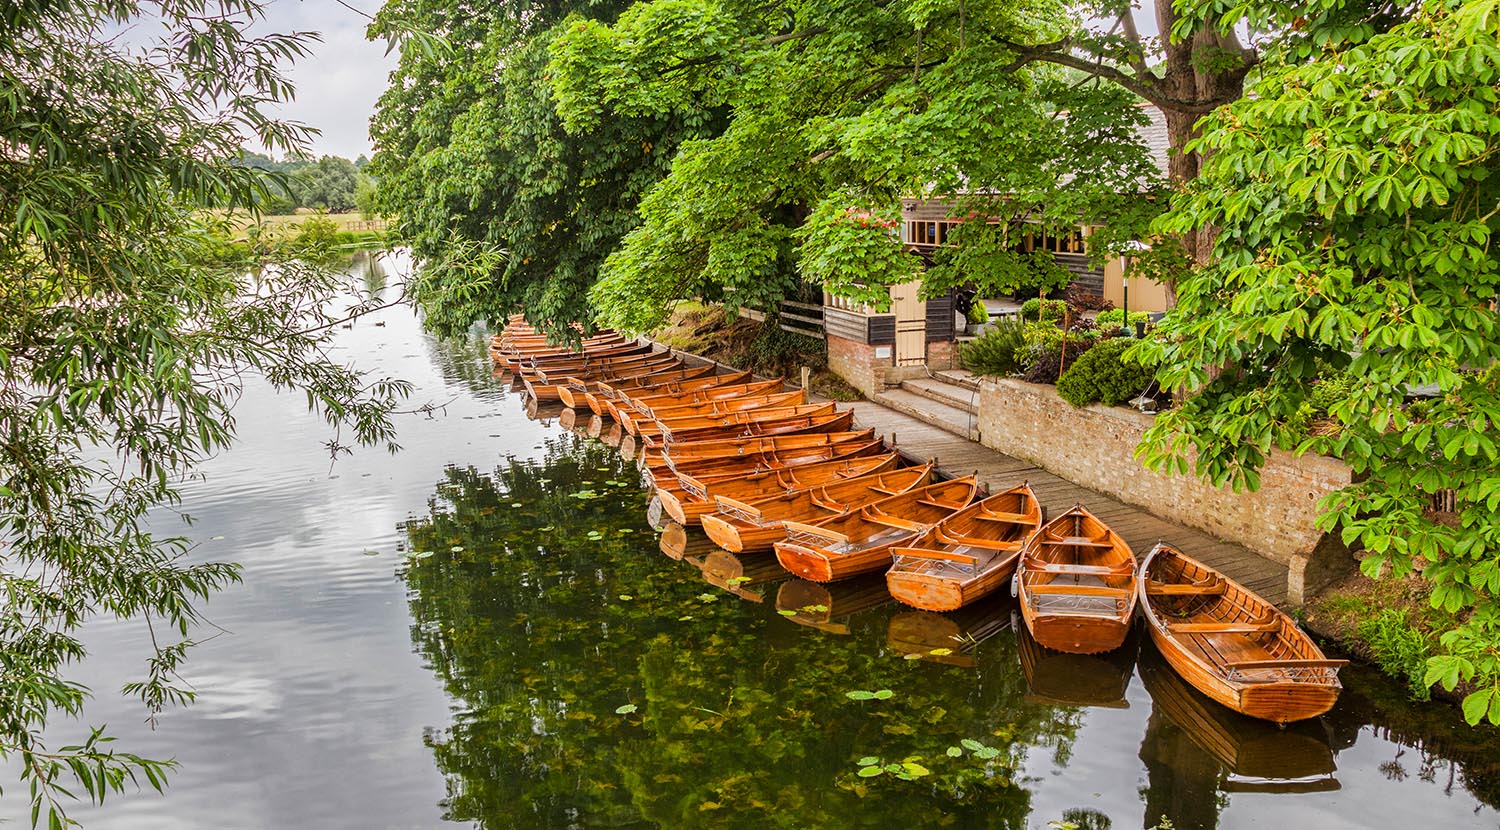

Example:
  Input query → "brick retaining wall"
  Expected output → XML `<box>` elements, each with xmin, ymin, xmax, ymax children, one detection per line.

<box><xmin>977</xmin><ymin>378</ymin><xmax>1355</xmax><ymax>598</ymax></box>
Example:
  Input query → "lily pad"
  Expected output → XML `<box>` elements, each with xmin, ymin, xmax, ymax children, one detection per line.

<box><xmin>615</xmin><ymin>704</ymin><xmax>637</xmax><ymax>715</ymax></box>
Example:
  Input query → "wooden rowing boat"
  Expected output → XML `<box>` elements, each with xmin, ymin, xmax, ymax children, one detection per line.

<box><xmin>774</xmin><ymin>478</ymin><xmax>980</xmax><ymax>583</ymax></box>
<box><xmin>885</xmin><ymin>483</ymin><xmax>1043</xmax><ymax>612</ymax></box>
<box><xmin>700</xmin><ymin>463</ymin><xmax>933</xmax><ymax>552</ymax></box>
<box><xmin>658</xmin><ymin>451</ymin><xmax>900</xmax><ymax>527</ymax></box>
<box><xmin>613</xmin><ymin>378</ymin><xmax>784</xmax><ymax>425</ymax></box>
<box><xmin>642</xmin><ymin>405</ymin><xmax>858</xmax><ymax>450</ymax></box>
<box><xmin>625</xmin><ymin>389</ymin><xmax>807</xmax><ymax>437</ymax></box>
<box><xmin>524</xmin><ymin>354</ymin><xmax>683</xmax><ymax>402</ymax></box>
<box><xmin>642</xmin><ymin>429</ymin><xmax>877</xmax><ymax>475</ymax></box>
<box><xmin>773</xmin><ymin>576</ymin><xmax>893</xmax><ymax>635</ymax></box>
<box><xmin>557</xmin><ymin>364</ymin><xmax>716</xmax><ymax>410</ymax></box>
<box><xmin>648</xmin><ymin>438</ymin><xmax>887</xmax><ymax>496</ymax></box>
<box><xmin>598</xmin><ymin>370</ymin><xmax>757</xmax><ymax>418</ymax></box>
<box><xmin>643</xmin><ymin>405</ymin><xmax>849</xmax><ymax>449</ymax></box>
<box><xmin>1018</xmin><ymin>619</ymin><xmax>1136</xmax><ymax>708</ymax></box>
<box><xmin>1014</xmin><ymin>505</ymin><xmax>1137</xmax><ymax>655</ymax></box>
<box><xmin>884</xmin><ymin>599</ymin><xmax>1014</xmax><ymax>668</ymax></box>
<box><xmin>504</xmin><ymin>341</ymin><xmax>650</xmax><ymax>373</ymax></box>
<box><xmin>1138</xmin><ymin>542</ymin><xmax>1345</xmax><ymax>724</ymax></box>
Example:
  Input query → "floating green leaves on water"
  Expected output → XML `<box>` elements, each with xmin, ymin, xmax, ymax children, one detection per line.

<box><xmin>696</xmin><ymin>593</ymin><xmax>718</xmax><ymax>603</ymax></box>
<box><xmin>615</xmin><ymin>704</ymin><xmax>637</xmax><ymax>715</ymax></box>
<box><xmin>586</xmin><ymin>531</ymin><xmax>603</xmax><ymax>540</ymax></box>
<box><xmin>363</xmin><ymin>550</ymin><xmax>380</xmax><ymax>556</ymax></box>
<box><xmin>956</xmin><ymin>738</ymin><xmax>1003</xmax><ymax>760</ymax></box>
<box><xmin>678</xmin><ymin>615</ymin><xmax>693</xmax><ymax>621</ymax></box>
<box><xmin>851</xmin><ymin>757</ymin><xmax>930</xmax><ymax>781</ymax></box>
<box><xmin>946</xmin><ymin>746</ymin><xmax>963</xmax><ymax>758</ymax></box>
<box><xmin>450</xmin><ymin>546</ymin><xmax>464</xmax><ymax>552</ymax></box>
<box><xmin>570</xmin><ymin>490</ymin><xmax>598</xmax><ymax>500</ymax></box>
<box><xmin>845</xmin><ymin>689</ymin><xmax>893</xmax><ymax>701</ymax></box>
<box><xmin>902</xmin><ymin>652</ymin><xmax>922</xmax><ymax>660</ymax></box>
<box><xmin>539</xmin><ymin>526</ymin><xmax>555</xmax><ymax>532</ymax></box>
<box><xmin>510</xmin><ymin>502</ymin><xmax>523</xmax><ymax>508</ymax></box>
<box><xmin>409</xmin><ymin>551</ymin><xmax>433</xmax><ymax>560</ymax></box>
<box><xmin>618</xmin><ymin>595</ymin><xmax>633</xmax><ymax>601</ymax></box>
<box><xmin>929</xmin><ymin>648</ymin><xmax>954</xmax><ymax>656</ymax></box>
<box><xmin>777</xmin><ymin>609</ymin><xmax>798</xmax><ymax>616</ymax></box>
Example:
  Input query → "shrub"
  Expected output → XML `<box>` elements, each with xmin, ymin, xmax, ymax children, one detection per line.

<box><xmin>1019</xmin><ymin>297</ymin><xmax>1066</xmax><ymax>323</ymax></box>
<box><xmin>1021</xmin><ymin>340</ymin><xmax>1094</xmax><ymax>384</ymax></box>
<box><xmin>1095</xmin><ymin>308</ymin><xmax>1151</xmax><ymax>330</ymax></box>
<box><xmin>966</xmin><ymin>300</ymin><xmax>989</xmax><ymax>325</ymax></box>
<box><xmin>961</xmin><ymin>317</ymin><xmax>1028</xmax><ymax>376</ymax></box>
<box><xmin>1066</xmin><ymin>283</ymin><xmax>1114</xmax><ymax>312</ymax></box>
<box><xmin>1055</xmin><ymin>337</ymin><xmax>1157</xmax><ymax>407</ymax></box>
<box><xmin>1357</xmin><ymin>609</ymin><xmax>1433</xmax><ymax>701</ymax></box>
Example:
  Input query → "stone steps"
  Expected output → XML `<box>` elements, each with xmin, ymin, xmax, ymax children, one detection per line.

<box><xmin>872</xmin><ymin>387</ymin><xmax>977</xmax><ymax>441</ymax></box>
<box><xmin>900</xmin><ymin>375</ymin><xmax>981</xmax><ymax>412</ymax></box>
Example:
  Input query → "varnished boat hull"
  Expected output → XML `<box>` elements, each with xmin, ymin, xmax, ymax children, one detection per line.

<box><xmin>886</xmin><ymin>565</ymin><xmax>1015</xmax><ymax>612</ymax></box>
<box><xmin>774</xmin><ymin>541</ymin><xmax>897</xmax><ymax>583</ymax></box>
<box><xmin>1015</xmin><ymin>505</ymin><xmax>1136</xmax><ymax>655</ymax></box>
<box><xmin>1023</xmin><ymin>609</ymin><xmax>1133</xmax><ymax>656</ymax></box>
<box><xmin>1139</xmin><ymin>543</ymin><xmax>1344</xmax><ymax>724</ymax></box>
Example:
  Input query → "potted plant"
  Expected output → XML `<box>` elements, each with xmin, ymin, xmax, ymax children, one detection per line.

<box><xmin>966</xmin><ymin>300</ymin><xmax>990</xmax><ymax>335</ymax></box>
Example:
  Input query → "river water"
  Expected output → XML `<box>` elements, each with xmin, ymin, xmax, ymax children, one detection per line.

<box><xmin>7</xmin><ymin>252</ymin><xmax>1500</xmax><ymax>829</ymax></box>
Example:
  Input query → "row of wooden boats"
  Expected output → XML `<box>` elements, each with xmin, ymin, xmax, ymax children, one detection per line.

<box><xmin>490</xmin><ymin>321</ymin><xmax>1346</xmax><ymax>725</ymax></box>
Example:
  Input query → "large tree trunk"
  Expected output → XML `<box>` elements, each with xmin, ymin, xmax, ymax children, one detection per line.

<box><xmin>1153</xmin><ymin>1</ymin><xmax>1253</xmax><ymax>291</ymax></box>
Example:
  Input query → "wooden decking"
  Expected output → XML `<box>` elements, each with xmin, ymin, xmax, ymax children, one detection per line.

<box><xmin>845</xmin><ymin>400</ymin><xmax>1291</xmax><ymax>606</ymax></box>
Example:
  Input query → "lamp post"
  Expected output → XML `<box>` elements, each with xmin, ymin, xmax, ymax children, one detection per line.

<box><xmin>1121</xmin><ymin>240</ymin><xmax>1152</xmax><ymax>337</ymax></box>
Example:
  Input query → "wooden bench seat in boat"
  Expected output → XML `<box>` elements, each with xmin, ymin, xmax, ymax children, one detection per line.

<box><xmin>916</xmin><ymin>498</ymin><xmax>966</xmax><ymax>511</ymax></box>
<box><xmin>1043</xmin><ymin>535</ymin><xmax>1116</xmax><ymax>548</ymax></box>
<box><xmin>1030</xmin><ymin>562</ymin><xmax>1135</xmax><ymax>576</ymax></box>
<box><xmin>1167</xmin><ymin>619</ymin><xmax>1282</xmax><ymax>634</ymax></box>
<box><xmin>864</xmin><ymin>512</ymin><xmax>928</xmax><ymax>532</ymax></box>
<box><xmin>1027</xmin><ymin>584</ymin><xmax>1132</xmax><ymax>597</ymax></box>
<box><xmin>1145</xmin><ymin>580</ymin><xmax>1227</xmax><ymax>596</ymax></box>
<box><xmin>973</xmin><ymin>511</ymin><xmax>1032</xmax><ymax>523</ymax></box>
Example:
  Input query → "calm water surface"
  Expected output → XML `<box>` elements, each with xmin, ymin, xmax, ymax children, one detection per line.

<box><xmin>8</xmin><ymin>252</ymin><xmax>1500</xmax><ymax>829</ymax></box>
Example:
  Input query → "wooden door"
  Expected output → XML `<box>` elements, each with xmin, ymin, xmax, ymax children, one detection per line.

<box><xmin>891</xmin><ymin>279</ymin><xmax>927</xmax><ymax>367</ymax></box>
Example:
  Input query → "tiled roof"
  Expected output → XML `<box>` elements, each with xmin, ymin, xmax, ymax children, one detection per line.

<box><xmin>1137</xmin><ymin>103</ymin><xmax>1171</xmax><ymax>177</ymax></box>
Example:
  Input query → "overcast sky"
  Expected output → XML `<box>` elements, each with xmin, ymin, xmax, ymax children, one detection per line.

<box><xmin>251</xmin><ymin>0</ymin><xmax>398</xmax><ymax>160</ymax></box>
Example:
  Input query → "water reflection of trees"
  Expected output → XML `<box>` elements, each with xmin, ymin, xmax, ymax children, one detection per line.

<box><xmin>400</xmin><ymin>435</ymin><xmax>1084</xmax><ymax>829</ymax></box>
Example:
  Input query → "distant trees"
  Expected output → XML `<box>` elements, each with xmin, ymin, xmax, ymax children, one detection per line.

<box><xmin>235</xmin><ymin>151</ymin><xmax>374</xmax><ymax>214</ymax></box>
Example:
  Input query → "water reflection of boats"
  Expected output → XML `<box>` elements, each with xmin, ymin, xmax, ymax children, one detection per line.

<box><xmin>774</xmin><ymin>575</ymin><xmax>891</xmax><ymax>635</ymax></box>
<box><xmin>524</xmin><ymin>396</ymin><xmax>566</xmax><ymax>423</ymax></box>
<box><xmin>1138</xmin><ymin>643</ymin><xmax>1340</xmax><ymax>792</ymax></box>
<box><xmin>658</xmin><ymin>521</ymin><xmax>719</xmax><ymax>561</ymax></box>
<box><xmin>1017</xmin><ymin>617</ymin><xmax>1136</xmax><ymax>708</ymax></box>
<box><xmin>558</xmin><ymin>406</ymin><xmax>587</xmax><ymax>435</ymax></box>
<box><xmin>695</xmin><ymin>550</ymin><xmax>788</xmax><ymax>603</ymax></box>
<box><xmin>885</xmin><ymin>598</ymin><xmax>1014</xmax><ymax>667</ymax></box>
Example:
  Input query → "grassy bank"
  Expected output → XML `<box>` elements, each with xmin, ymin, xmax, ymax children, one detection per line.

<box><xmin>1305</xmin><ymin>568</ymin><xmax>1467</xmax><ymax>704</ymax></box>
<box><xmin>650</xmin><ymin>302</ymin><xmax>861</xmax><ymax>401</ymax></box>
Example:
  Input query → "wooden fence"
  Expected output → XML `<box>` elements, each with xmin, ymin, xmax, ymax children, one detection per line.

<box><xmin>778</xmin><ymin>300</ymin><xmax>825</xmax><ymax>337</ymax></box>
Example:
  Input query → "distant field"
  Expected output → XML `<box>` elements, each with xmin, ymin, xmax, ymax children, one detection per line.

<box><xmin>205</xmin><ymin>210</ymin><xmax>391</xmax><ymax>240</ymax></box>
